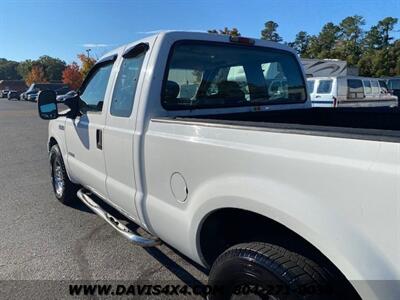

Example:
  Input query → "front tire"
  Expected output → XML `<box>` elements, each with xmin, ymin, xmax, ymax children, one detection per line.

<box><xmin>208</xmin><ymin>242</ymin><xmax>347</xmax><ymax>300</ymax></box>
<box><xmin>49</xmin><ymin>144</ymin><xmax>78</xmax><ymax>204</ymax></box>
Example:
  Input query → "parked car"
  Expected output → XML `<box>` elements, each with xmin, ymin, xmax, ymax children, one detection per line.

<box><xmin>386</xmin><ymin>77</ymin><xmax>400</xmax><ymax>101</ymax></box>
<box><xmin>307</xmin><ymin>76</ymin><xmax>398</xmax><ymax>108</ymax></box>
<box><xmin>7</xmin><ymin>90</ymin><xmax>21</xmax><ymax>100</ymax></box>
<box><xmin>37</xmin><ymin>31</ymin><xmax>400</xmax><ymax>300</ymax></box>
<box><xmin>27</xmin><ymin>93</ymin><xmax>39</xmax><ymax>102</ymax></box>
<box><xmin>1</xmin><ymin>89</ymin><xmax>10</xmax><ymax>98</ymax></box>
<box><xmin>21</xmin><ymin>83</ymin><xmax>69</xmax><ymax>101</ymax></box>
<box><xmin>56</xmin><ymin>90</ymin><xmax>77</xmax><ymax>102</ymax></box>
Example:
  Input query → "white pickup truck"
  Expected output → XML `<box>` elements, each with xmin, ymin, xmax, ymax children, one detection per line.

<box><xmin>37</xmin><ymin>31</ymin><xmax>399</xmax><ymax>300</ymax></box>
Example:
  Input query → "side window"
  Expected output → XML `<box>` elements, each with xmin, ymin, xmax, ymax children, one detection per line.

<box><xmin>307</xmin><ymin>80</ymin><xmax>315</xmax><ymax>93</ymax></box>
<box><xmin>378</xmin><ymin>80</ymin><xmax>389</xmax><ymax>93</ymax></box>
<box><xmin>316</xmin><ymin>80</ymin><xmax>333</xmax><ymax>94</ymax></box>
<box><xmin>79</xmin><ymin>63</ymin><xmax>113</xmax><ymax>113</ymax></box>
<box><xmin>347</xmin><ymin>79</ymin><xmax>365</xmax><ymax>99</ymax></box>
<box><xmin>110</xmin><ymin>52</ymin><xmax>146</xmax><ymax>117</ymax></box>
<box><xmin>371</xmin><ymin>80</ymin><xmax>379</xmax><ymax>94</ymax></box>
<box><xmin>363</xmin><ymin>80</ymin><xmax>372</xmax><ymax>94</ymax></box>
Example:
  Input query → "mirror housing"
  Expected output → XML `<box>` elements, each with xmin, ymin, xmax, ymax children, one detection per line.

<box><xmin>37</xmin><ymin>90</ymin><xmax>58</xmax><ymax>120</ymax></box>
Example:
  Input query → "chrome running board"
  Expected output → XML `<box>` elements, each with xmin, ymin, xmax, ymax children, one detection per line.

<box><xmin>77</xmin><ymin>189</ymin><xmax>161</xmax><ymax>247</ymax></box>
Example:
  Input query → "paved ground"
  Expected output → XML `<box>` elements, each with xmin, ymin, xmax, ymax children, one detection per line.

<box><xmin>0</xmin><ymin>98</ymin><xmax>207</xmax><ymax>298</ymax></box>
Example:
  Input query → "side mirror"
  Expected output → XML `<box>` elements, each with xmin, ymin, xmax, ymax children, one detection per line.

<box><xmin>38</xmin><ymin>90</ymin><xmax>58</xmax><ymax>120</ymax></box>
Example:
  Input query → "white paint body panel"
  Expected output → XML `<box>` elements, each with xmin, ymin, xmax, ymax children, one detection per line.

<box><xmin>46</xmin><ymin>31</ymin><xmax>400</xmax><ymax>300</ymax></box>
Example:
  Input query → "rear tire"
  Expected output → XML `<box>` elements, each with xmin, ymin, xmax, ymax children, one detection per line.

<box><xmin>49</xmin><ymin>144</ymin><xmax>78</xmax><ymax>204</ymax></box>
<box><xmin>208</xmin><ymin>242</ymin><xmax>355</xmax><ymax>300</ymax></box>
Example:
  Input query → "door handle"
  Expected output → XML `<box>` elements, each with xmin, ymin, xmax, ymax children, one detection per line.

<box><xmin>96</xmin><ymin>129</ymin><xmax>103</xmax><ymax>150</ymax></box>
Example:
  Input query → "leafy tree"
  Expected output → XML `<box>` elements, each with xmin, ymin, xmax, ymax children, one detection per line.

<box><xmin>0</xmin><ymin>59</ymin><xmax>21</xmax><ymax>80</ymax></box>
<box><xmin>37</xmin><ymin>55</ymin><xmax>66</xmax><ymax>81</ymax></box>
<box><xmin>377</xmin><ymin>17</ymin><xmax>398</xmax><ymax>47</ymax></box>
<box><xmin>363</xmin><ymin>25</ymin><xmax>383</xmax><ymax>50</ymax></box>
<box><xmin>261</xmin><ymin>21</ymin><xmax>282</xmax><ymax>42</ymax></box>
<box><xmin>17</xmin><ymin>60</ymin><xmax>34</xmax><ymax>81</ymax></box>
<box><xmin>208</xmin><ymin>27</ymin><xmax>241</xmax><ymax>36</ymax></box>
<box><xmin>337</xmin><ymin>15</ymin><xmax>365</xmax><ymax>65</ymax></box>
<box><xmin>62</xmin><ymin>62</ymin><xmax>83</xmax><ymax>90</ymax></box>
<box><xmin>78</xmin><ymin>54</ymin><xmax>97</xmax><ymax>78</ymax></box>
<box><xmin>288</xmin><ymin>31</ymin><xmax>311</xmax><ymax>56</ymax></box>
<box><xmin>26</xmin><ymin>65</ymin><xmax>47</xmax><ymax>85</ymax></box>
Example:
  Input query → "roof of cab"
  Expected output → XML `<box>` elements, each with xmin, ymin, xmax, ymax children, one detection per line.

<box><xmin>99</xmin><ymin>30</ymin><xmax>298</xmax><ymax>61</ymax></box>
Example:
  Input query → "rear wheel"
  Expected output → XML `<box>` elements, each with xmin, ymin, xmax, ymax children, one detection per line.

<box><xmin>49</xmin><ymin>144</ymin><xmax>78</xmax><ymax>204</ymax></box>
<box><xmin>208</xmin><ymin>242</ymin><xmax>353</xmax><ymax>300</ymax></box>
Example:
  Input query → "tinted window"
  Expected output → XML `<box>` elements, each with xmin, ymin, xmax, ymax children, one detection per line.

<box><xmin>163</xmin><ymin>42</ymin><xmax>306</xmax><ymax>109</ymax></box>
<box><xmin>316</xmin><ymin>80</ymin><xmax>332</xmax><ymax>94</ymax></box>
<box><xmin>110</xmin><ymin>52</ymin><xmax>146</xmax><ymax>117</ymax></box>
<box><xmin>363</xmin><ymin>80</ymin><xmax>372</xmax><ymax>94</ymax></box>
<box><xmin>307</xmin><ymin>80</ymin><xmax>315</xmax><ymax>93</ymax></box>
<box><xmin>388</xmin><ymin>79</ymin><xmax>400</xmax><ymax>90</ymax></box>
<box><xmin>347</xmin><ymin>79</ymin><xmax>364</xmax><ymax>99</ymax></box>
<box><xmin>79</xmin><ymin>63</ymin><xmax>113</xmax><ymax>113</ymax></box>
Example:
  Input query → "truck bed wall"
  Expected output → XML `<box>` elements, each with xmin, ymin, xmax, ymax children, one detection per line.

<box><xmin>177</xmin><ymin>107</ymin><xmax>400</xmax><ymax>142</ymax></box>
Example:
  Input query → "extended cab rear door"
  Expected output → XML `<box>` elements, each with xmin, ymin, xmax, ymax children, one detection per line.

<box><xmin>102</xmin><ymin>43</ymin><xmax>149</xmax><ymax>221</ymax></box>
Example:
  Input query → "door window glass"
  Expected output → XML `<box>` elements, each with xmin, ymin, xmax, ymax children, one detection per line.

<box><xmin>79</xmin><ymin>63</ymin><xmax>113</xmax><ymax>113</ymax></box>
<box><xmin>110</xmin><ymin>51</ymin><xmax>146</xmax><ymax>117</ymax></box>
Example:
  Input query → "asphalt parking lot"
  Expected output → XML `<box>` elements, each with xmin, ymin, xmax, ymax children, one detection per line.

<box><xmin>0</xmin><ymin>98</ymin><xmax>207</xmax><ymax>298</ymax></box>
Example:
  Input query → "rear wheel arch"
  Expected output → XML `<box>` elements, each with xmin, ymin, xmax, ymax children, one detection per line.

<box><xmin>198</xmin><ymin>207</ymin><xmax>360</xmax><ymax>298</ymax></box>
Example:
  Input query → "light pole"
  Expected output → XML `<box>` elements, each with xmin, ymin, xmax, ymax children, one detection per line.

<box><xmin>86</xmin><ymin>48</ymin><xmax>92</xmax><ymax>58</ymax></box>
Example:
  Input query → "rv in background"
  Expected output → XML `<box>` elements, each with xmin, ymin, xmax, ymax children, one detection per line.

<box><xmin>302</xmin><ymin>59</ymin><xmax>359</xmax><ymax>78</ymax></box>
<box><xmin>307</xmin><ymin>76</ymin><xmax>398</xmax><ymax>108</ymax></box>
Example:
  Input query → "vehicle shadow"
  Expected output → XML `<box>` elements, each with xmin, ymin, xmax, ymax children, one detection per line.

<box><xmin>67</xmin><ymin>192</ymin><xmax>209</xmax><ymax>292</ymax></box>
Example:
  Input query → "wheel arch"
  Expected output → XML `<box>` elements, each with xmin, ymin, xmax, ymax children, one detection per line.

<box><xmin>197</xmin><ymin>206</ymin><xmax>360</xmax><ymax>298</ymax></box>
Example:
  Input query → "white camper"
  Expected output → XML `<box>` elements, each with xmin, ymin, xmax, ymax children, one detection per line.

<box><xmin>308</xmin><ymin>76</ymin><xmax>398</xmax><ymax>108</ymax></box>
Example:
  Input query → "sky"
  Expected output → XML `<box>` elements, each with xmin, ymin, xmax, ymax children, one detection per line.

<box><xmin>0</xmin><ymin>0</ymin><xmax>399</xmax><ymax>63</ymax></box>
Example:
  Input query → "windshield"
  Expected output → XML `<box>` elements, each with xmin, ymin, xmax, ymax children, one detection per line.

<box><xmin>162</xmin><ymin>41</ymin><xmax>307</xmax><ymax>110</ymax></box>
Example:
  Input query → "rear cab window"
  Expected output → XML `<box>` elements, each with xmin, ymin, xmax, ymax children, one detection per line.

<box><xmin>162</xmin><ymin>41</ymin><xmax>307</xmax><ymax>110</ymax></box>
<box><xmin>316</xmin><ymin>80</ymin><xmax>333</xmax><ymax>94</ymax></box>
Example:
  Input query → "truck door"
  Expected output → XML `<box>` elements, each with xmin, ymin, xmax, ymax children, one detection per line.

<box><xmin>65</xmin><ymin>58</ymin><xmax>116</xmax><ymax>199</ymax></box>
<box><xmin>103</xmin><ymin>44</ymin><xmax>148</xmax><ymax>221</ymax></box>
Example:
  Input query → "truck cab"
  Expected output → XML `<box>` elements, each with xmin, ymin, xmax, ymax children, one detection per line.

<box><xmin>37</xmin><ymin>31</ymin><xmax>400</xmax><ymax>300</ymax></box>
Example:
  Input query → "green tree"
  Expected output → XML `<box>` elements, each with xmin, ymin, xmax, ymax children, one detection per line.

<box><xmin>307</xmin><ymin>22</ymin><xmax>340</xmax><ymax>59</ymax></box>
<box><xmin>37</xmin><ymin>55</ymin><xmax>66</xmax><ymax>81</ymax></box>
<box><xmin>0</xmin><ymin>59</ymin><xmax>21</xmax><ymax>80</ymax></box>
<box><xmin>260</xmin><ymin>21</ymin><xmax>282</xmax><ymax>42</ymax></box>
<box><xmin>377</xmin><ymin>17</ymin><xmax>398</xmax><ymax>47</ymax></box>
<box><xmin>337</xmin><ymin>15</ymin><xmax>365</xmax><ymax>65</ymax></box>
<box><xmin>288</xmin><ymin>31</ymin><xmax>311</xmax><ymax>56</ymax></box>
<box><xmin>208</xmin><ymin>27</ymin><xmax>241</xmax><ymax>36</ymax></box>
<box><xmin>363</xmin><ymin>25</ymin><xmax>383</xmax><ymax>50</ymax></box>
<box><xmin>17</xmin><ymin>59</ymin><xmax>34</xmax><ymax>81</ymax></box>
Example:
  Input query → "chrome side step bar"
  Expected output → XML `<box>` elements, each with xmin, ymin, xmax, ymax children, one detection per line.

<box><xmin>77</xmin><ymin>189</ymin><xmax>161</xmax><ymax>247</ymax></box>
